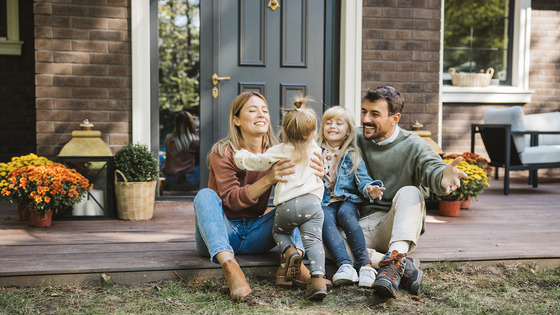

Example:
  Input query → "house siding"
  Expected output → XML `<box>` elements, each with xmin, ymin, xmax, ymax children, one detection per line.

<box><xmin>362</xmin><ymin>0</ymin><xmax>442</xmax><ymax>141</ymax></box>
<box><xmin>33</xmin><ymin>0</ymin><xmax>132</xmax><ymax>158</ymax></box>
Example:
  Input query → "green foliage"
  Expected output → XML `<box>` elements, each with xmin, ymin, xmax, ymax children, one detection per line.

<box><xmin>444</xmin><ymin>0</ymin><xmax>509</xmax><ymax>75</ymax></box>
<box><xmin>158</xmin><ymin>0</ymin><xmax>200</xmax><ymax>113</ymax></box>
<box><xmin>114</xmin><ymin>143</ymin><xmax>159</xmax><ymax>182</ymax></box>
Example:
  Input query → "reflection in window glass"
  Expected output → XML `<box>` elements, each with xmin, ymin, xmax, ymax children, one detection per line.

<box><xmin>443</xmin><ymin>0</ymin><xmax>513</xmax><ymax>84</ymax></box>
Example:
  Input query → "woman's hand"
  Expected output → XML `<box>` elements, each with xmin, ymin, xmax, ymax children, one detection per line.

<box><xmin>267</xmin><ymin>158</ymin><xmax>295</xmax><ymax>184</ymax></box>
<box><xmin>309</xmin><ymin>151</ymin><xmax>325</xmax><ymax>178</ymax></box>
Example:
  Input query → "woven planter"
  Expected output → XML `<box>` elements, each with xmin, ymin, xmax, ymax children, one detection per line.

<box><xmin>449</xmin><ymin>67</ymin><xmax>494</xmax><ymax>87</ymax></box>
<box><xmin>114</xmin><ymin>170</ymin><xmax>157</xmax><ymax>221</ymax></box>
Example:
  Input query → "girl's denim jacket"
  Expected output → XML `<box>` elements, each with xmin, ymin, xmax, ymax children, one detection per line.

<box><xmin>321</xmin><ymin>149</ymin><xmax>384</xmax><ymax>206</ymax></box>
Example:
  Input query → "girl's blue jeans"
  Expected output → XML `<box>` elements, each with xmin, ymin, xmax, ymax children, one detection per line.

<box><xmin>322</xmin><ymin>200</ymin><xmax>372</xmax><ymax>268</ymax></box>
<box><xmin>193</xmin><ymin>188</ymin><xmax>304</xmax><ymax>264</ymax></box>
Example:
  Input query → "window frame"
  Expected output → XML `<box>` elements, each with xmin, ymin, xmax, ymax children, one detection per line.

<box><xmin>0</xmin><ymin>0</ymin><xmax>23</xmax><ymax>56</ymax></box>
<box><xmin>441</xmin><ymin>0</ymin><xmax>533</xmax><ymax>103</ymax></box>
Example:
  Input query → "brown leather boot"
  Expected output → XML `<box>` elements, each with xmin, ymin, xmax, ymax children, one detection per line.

<box><xmin>283</xmin><ymin>245</ymin><xmax>302</xmax><ymax>281</ymax></box>
<box><xmin>305</xmin><ymin>274</ymin><xmax>328</xmax><ymax>301</ymax></box>
<box><xmin>222</xmin><ymin>260</ymin><xmax>252</xmax><ymax>301</ymax></box>
<box><xmin>275</xmin><ymin>254</ymin><xmax>292</xmax><ymax>288</ymax></box>
<box><xmin>276</xmin><ymin>253</ymin><xmax>332</xmax><ymax>289</ymax></box>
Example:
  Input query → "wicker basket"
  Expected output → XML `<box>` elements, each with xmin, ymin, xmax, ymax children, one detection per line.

<box><xmin>114</xmin><ymin>170</ymin><xmax>157</xmax><ymax>221</ymax></box>
<box><xmin>449</xmin><ymin>67</ymin><xmax>494</xmax><ymax>87</ymax></box>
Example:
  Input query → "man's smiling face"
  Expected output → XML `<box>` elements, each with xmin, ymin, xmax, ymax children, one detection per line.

<box><xmin>361</xmin><ymin>99</ymin><xmax>400</xmax><ymax>142</ymax></box>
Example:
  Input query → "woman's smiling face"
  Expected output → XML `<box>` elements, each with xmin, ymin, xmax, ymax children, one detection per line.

<box><xmin>233</xmin><ymin>96</ymin><xmax>270</xmax><ymax>138</ymax></box>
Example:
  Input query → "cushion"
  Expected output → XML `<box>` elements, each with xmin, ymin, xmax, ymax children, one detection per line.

<box><xmin>484</xmin><ymin>106</ymin><xmax>526</xmax><ymax>153</ymax></box>
<box><xmin>519</xmin><ymin>145</ymin><xmax>560</xmax><ymax>164</ymax></box>
<box><xmin>524</xmin><ymin>112</ymin><xmax>560</xmax><ymax>146</ymax></box>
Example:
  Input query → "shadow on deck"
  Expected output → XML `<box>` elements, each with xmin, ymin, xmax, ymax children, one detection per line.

<box><xmin>1</xmin><ymin>176</ymin><xmax>559</xmax><ymax>287</ymax></box>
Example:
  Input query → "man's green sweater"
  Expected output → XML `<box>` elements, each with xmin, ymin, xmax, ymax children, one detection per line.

<box><xmin>358</xmin><ymin>127</ymin><xmax>448</xmax><ymax>217</ymax></box>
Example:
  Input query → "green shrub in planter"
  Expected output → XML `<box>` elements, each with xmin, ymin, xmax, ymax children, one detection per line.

<box><xmin>114</xmin><ymin>143</ymin><xmax>159</xmax><ymax>182</ymax></box>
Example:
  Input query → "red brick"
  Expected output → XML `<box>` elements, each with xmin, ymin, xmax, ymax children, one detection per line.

<box><xmin>90</xmin><ymin>77</ymin><xmax>128</xmax><ymax>88</ymax></box>
<box><xmin>95</xmin><ymin>122</ymin><xmax>128</xmax><ymax>133</ymax></box>
<box><xmin>36</xmin><ymin>86</ymin><xmax>73</xmax><ymax>98</ymax></box>
<box><xmin>412</xmin><ymin>51</ymin><xmax>439</xmax><ymax>61</ymax></box>
<box><xmin>53</xmin><ymin>52</ymin><xmax>90</xmax><ymax>63</ymax></box>
<box><xmin>381</xmin><ymin>50</ymin><xmax>411</xmax><ymax>61</ymax></box>
<box><xmin>52</xmin><ymin>28</ymin><xmax>89</xmax><ymax>40</ymax></box>
<box><xmin>396</xmin><ymin>41</ymin><xmax>427</xmax><ymax>51</ymax></box>
<box><xmin>382</xmin><ymin>72</ymin><xmax>411</xmax><ymax>82</ymax></box>
<box><xmin>413</xmin><ymin>9</ymin><xmax>440</xmax><ymax>20</ymax></box>
<box><xmin>411</xmin><ymin>72</ymin><xmax>439</xmax><ymax>82</ymax></box>
<box><xmin>35</xmin><ymin>27</ymin><xmax>53</xmax><ymax>39</ymax></box>
<box><xmin>72</xmin><ymin>17</ymin><xmax>108</xmax><ymax>29</ymax></box>
<box><xmin>108</xmin><ymin>65</ymin><xmax>131</xmax><ymax>76</ymax></box>
<box><xmin>72</xmin><ymin>40</ymin><xmax>108</xmax><ymax>53</ymax></box>
<box><xmin>72</xmin><ymin>65</ymin><xmax>108</xmax><ymax>76</ymax></box>
<box><xmin>37</xmin><ymin>133</ymin><xmax>72</xmax><ymax>145</ymax></box>
<box><xmin>52</xmin><ymin>4</ymin><xmax>89</xmax><ymax>16</ymax></box>
<box><xmin>35</xmin><ymin>15</ymin><xmax>71</xmax><ymax>28</ymax></box>
<box><xmin>35</xmin><ymin>39</ymin><xmax>72</xmax><ymax>51</ymax></box>
<box><xmin>107</xmin><ymin>19</ymin><xmax>129</xmax><ymax>30</ymax></box>
<box><xmin>72</xmin><ymin>88</ymin><xmax>109</xmax><ymax>99</ymax></box>
<box><xmin>108</xmin><ymin>42</ymin><xmax>130</xmax><ymax>53</ymax></box>
<box><xmin>108</xmin><ymin>111</ymin><xmax>130</xmax><ymax>122</ymax></box>
<box><xmin>108</xmin><ymin>134</ymin><xmax>130</xmax><ymax>146</ymax></box>
<box><xmin>366</xmin><ymin>0</ymin><xmax>398</xmax><ymax>8</ymax></box>
<box><xmin>90</xmin><ymin>54</ymin><xmax>126</xmax><ymax>65</ymax></box>
<box><xmin>54</xmin><ymin>99</ymin><xmax>90</xmax><ymax>110</ymax></box>
<box><xmin>53</xmin><ymin>76</ymin><xmax>90</xmax><ymax>87</ymax></box>
<box><xmin>89</xmin><ymin>30</ymin><xmax>129</xmax><ymax>41</ymax></box>
<box><xmin>397</xmin><ymin>62</ymin><xmax>426</xmax><ymax>72</ymax></box>
<box><xmin>36</xmin><ymin>110</ymin><xmax>72</xmax><ymax>122</ymax></box>
<box><xmin>73</xmin><ymin>111</ymin><xmax>109</xmax><ymax>122</ymax></box>
<box><xmin>36</xmin><ymin>63</ymin><xmax>72</xmax><ymax>75</ymax></box>
<box><xmin>90</xmin><ymin>99</ymin><xmax>127</xmax><ymax>110</ymax></box>
<box><xmin>53</xmin><ymin>122</ymin><xmax>79</xmax><ymax>133</ymax></box>
<box><xmin>36</xmin><ymin>121</ymin><xmax>55</xmax><ymax>133</ymax></box>
<box><xmin>412</xmin><ymin>30</ymin><xmax>439</xmax><ymax>41</ymax></box>
<box><xmin>36</xmin><ymin>99</ymin><xmax>53</xmax><ymax>110</ymax></box>
<box><xmin>382</xmin><ymin>29</ymin><xmax>412</xmax><ymax>40</ymax></box>
<box><xmin>383</xmin><ymin>8</ymin><xmax>413</xmax><ymax>19</ymax></box>
<box><xmin>33</xmin><ymin>3</ymin><xmax>52</xmax><ymax>14</ymax></box>
<box><xmin>36</xmin><ymin>51</ymin><xmax>53</xmax><ymax>62</ymax></box>
<box><xmin>36</xmin><ymin>75</ymin><xmax>54</xmax><ymax>86</ymax></box>
<box><xmin>90</xmin><ymin>6</ymin><xmax>128</xmax><ymax>19</ymax></box>
<box><xmin>398</xmin><ymin>0</ymin><xmax>428</xmax><ymax>8</ymax></box>
<box><xmin>108</xmin><ymin>88</ymin><xmax>131</xmax><ymax>99</ymax></box>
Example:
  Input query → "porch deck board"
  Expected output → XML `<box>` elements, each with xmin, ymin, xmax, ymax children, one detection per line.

<box><xmin>1</xmin><ymin>177</ymin><xmax>559</xmax><ymax>286</ymax></box>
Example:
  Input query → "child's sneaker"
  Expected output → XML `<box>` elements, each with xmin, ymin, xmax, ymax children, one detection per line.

<box><xmin>358</xmin><ymin>265</ymin><xmax>377</xmax><ymax>288</ymax></box>
<box><xmin>332</xmin><ymin>264</ymin><xmax>358</xmax><ymax>287</ymax></box>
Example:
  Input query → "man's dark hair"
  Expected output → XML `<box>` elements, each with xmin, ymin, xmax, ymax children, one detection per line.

<box><xmin>362</xmin><ymin>86</ymin><xmax>404</xmax><ymax>116</ymax></box>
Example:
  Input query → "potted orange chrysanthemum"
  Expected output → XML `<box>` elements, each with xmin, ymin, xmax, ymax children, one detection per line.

<box><xmin>1</xmin><ymin>164</ymin><xmax>91</xmax><ymax>227</ymax></box>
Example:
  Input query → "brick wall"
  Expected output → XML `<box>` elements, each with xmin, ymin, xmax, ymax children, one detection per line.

<box><xmin>34</xmin><ymin>0</ymin><xmax>132</xmax><ymax>158</ymax></box>
<box><xmin>0</xmin><ymin>1</ymin><xmax>36</xmax><ymax>162</ymax></box>
<box><xmin>362</xmin><ymin>0</ymin><xmax>442</xmax><ymax>140</ymax></box>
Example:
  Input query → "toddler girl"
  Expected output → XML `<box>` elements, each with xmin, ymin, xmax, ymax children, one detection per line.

<box><xmin>319</xmin><ymin>106</ymin><xmax>385</xmax><ymax>288</ymax></box>
<box><xmin>234</xmin><ymin>98</ymin><xmax>328</xmax><ymax>301</ymax></box>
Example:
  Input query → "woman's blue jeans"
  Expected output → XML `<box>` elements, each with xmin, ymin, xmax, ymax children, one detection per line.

<box><xmin>322</xmin><ymin>200</ymin><xmax>372</xmax><ymax>268</ymax></box>
<box><xmin>193</xmin><ymin>188</ymin><xmax>304</xmax><ymax>264</ymax></box>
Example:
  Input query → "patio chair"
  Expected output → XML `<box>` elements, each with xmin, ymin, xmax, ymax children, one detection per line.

<box><xmin>470</xmin><ymin>106</ymin><xmax>560</xmax><ymax>195</ymax></box>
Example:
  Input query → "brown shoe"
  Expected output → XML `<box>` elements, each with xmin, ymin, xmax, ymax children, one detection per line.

<box><xmin>305</xmin><ymin>274</ymin><xmax>328</xmax><ymax>301</ymax></box>
<box><xmin>276</xmin><ymin>253</ymin><xmax>332</xmax><ymax>289</ymax></box>
<box><xmin>283</xmin><ymin>245</ymin><xmax>302</xmax><ymax>281</ymax></box>
<box><xmin>222</xmin><ymin>260</ymin><xmax>252</xmax><ymax>301</ymax></box>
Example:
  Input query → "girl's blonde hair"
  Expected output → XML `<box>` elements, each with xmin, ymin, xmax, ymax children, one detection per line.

<box><xmin>207</xmin><ymin>91</ymin><xmax>279</xmax><ymax>165</ymax></box>
<box><xmin>318</xmin><ymin>106</ymin><xmax>361</xmax><ymax>177</ymax></box>
<box><xmin>281</xmin><ymin>97</ymin><xmax>317</xmax><ymax>163</ymax></box>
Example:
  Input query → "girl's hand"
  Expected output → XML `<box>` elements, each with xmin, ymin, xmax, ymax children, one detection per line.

<box><xmin>367</xmin><ymin>185</ymin><xmax>385</xmax><ymax>200</ymax></box>
<box><xmin>309</xmin><ymin>151</ymin><xmax>325</xmax><ymax>178</ymax></box>
<box><xmin>267</xmin><ymin>158</ymin><xmax>295</xmax><ymax>184</ymax></box>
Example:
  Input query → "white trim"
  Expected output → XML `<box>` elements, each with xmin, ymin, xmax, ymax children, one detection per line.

<box><xmin>438</xmin><ymin>0</ymin><xmax>445</xmax><ymax>145</ymax></box>
<box><xmin>441</xmin><ymin>0</ymin><xmax>533</xmax><ymax>104</ymax></box>
<box><xmin>0</xmin><ymin>0</ymin><xmax>23</xmax><ymax>55</ymax></box>
<box><xmin>131</xmin><ymin>1</ymin><xmax>151</xmax><ymax>145</ymax></box>
<box><xmin>339</xmin><ymin>0</ymin><xmax>362</xmax><ymax>124</ymax></box>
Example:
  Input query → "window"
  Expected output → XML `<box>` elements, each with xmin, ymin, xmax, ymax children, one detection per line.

<box><xmin>443</xmin><ymin>0</ymin><xmax>513</xmax><ymax>85</ymax></box>
<box><xmin>0</xmin><ymin>0</ymin><xmax>23</xmax><ymax>56</ymax></box>
<box><xmin>442</xmin><ymin>0</ymin><xmax>533</xmax><ymax>103</ymax></box>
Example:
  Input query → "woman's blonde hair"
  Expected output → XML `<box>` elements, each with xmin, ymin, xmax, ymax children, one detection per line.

<box><xmin>281</xmin><ymin>97</ymin><xmax>317</xmax><ymax>163</ymax></box>
<box><xmin>207</xmin><ymin>91</ymin><xmax>279</xmax><ymax>165</ymax></box>
<box><xmin>318</xmin><ymin>106</ymin><xmax>361</xmax><ymax>177</ymax></box>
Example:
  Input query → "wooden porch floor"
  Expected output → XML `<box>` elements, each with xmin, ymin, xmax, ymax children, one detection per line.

<box><xmin>1</xmin><ymin>176</ymin><xmax>560</xmax><ymax>287</ymax></box>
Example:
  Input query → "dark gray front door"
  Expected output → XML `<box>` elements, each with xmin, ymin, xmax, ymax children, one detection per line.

<box><xmin>200</xmin><ymin>0</ymin><xmax>330</xmax><ymax>185</ymax></box>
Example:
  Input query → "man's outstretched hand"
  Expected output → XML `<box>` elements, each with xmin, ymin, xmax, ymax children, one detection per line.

<box><xmin>441</xmin><ymin>156</ymin><xmax>468</xmax><ymax>194</ymax></box>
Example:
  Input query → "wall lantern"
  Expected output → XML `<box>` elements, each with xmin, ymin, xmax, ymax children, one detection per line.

<box><xmin>57</xmin><ymin>120</ymin><xmax>116</xmax><ymax>219</ymax></box>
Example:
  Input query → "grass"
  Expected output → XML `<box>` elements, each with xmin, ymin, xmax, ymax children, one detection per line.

<box><xmin>1</xmin><ymin>262</ymin><xmax>559</xmax><ymax>314</ymax></box>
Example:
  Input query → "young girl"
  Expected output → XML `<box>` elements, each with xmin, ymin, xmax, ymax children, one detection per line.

<box><xmin>319</xmin><ymin>106</ymin><xmax>385</xmax><ymax>288</ymax></box>
<box><xmin>234</xmin><ymin>98</ymin><xmax>328</xmax><ymax>301</ymax></box>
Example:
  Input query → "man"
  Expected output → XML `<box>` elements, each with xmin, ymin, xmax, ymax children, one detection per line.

<box><xmin>357</xmin><ymin>86</ymin><xmax>466</xmax><ymax>299</ymax></box>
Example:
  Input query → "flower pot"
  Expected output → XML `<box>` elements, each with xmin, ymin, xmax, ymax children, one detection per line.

<box><xmin>29</xmin><ymin>210</ymin><xmax>53</xmax><ymax>227</ymax></box>
<box><xmin>17</xmin><ymin>204</ymin><xmax>31</xmax><ymax>221</ymax></box>
<box><xmin>438</xmin><ymin>200</ymin><xmax>461</xmax><ymax>217</ymax></box>
<box><xmin>460</xmin><ymin>197</ymin><xmax>472</xmax><ymax>210</ymax></box>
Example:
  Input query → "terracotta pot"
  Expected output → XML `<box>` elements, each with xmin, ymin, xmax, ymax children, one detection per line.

<box><xmin>17</xmin><ymin>204</ymin><xmax>31</xmax><ymax>221</ymax></box>
<box><xmin>438</xmin><ymin>200</ymin><xmax>461</xmax><ymax>217</ymax></box>
<box><xmin>460</xmin><ymin>197</ymin><xmax>472</xmax><ymax>210</ymax></box>
<box><xmin>29</xmin><ymin>210</ymin><xmax>53</xmax><ymax>227</ymax></box>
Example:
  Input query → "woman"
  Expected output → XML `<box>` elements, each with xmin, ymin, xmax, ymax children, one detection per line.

<box><xmin>161</xmin><ymin>111</ymin><xmax>200</xmax><ymax>189</ymax></box>
<box><xmin>193</xmin><ymin>91</ymin><xmax>325</xmax><ymax>301</ymax></box>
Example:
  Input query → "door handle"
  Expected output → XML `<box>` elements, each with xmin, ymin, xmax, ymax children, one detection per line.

<box><xmin>212</xmin><ymin>73</ymin><xmax>231</xmax><ymax>85</ymax></box>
